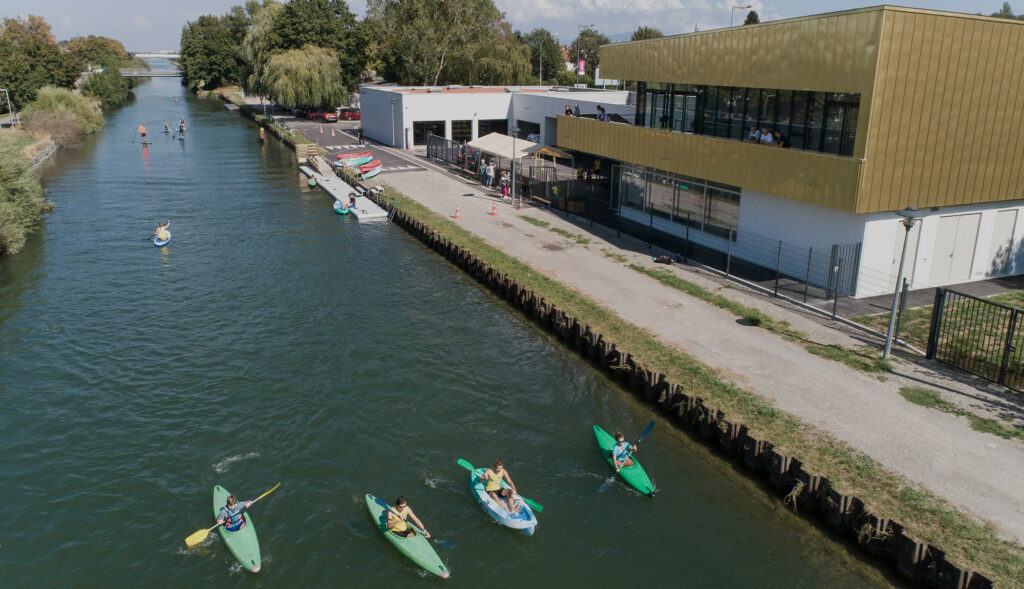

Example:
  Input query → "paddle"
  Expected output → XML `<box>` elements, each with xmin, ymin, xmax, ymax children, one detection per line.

<box><xmin>599</xmin><ymin>421</ymin><xmax>655</xmax><ymax>491</ymax></box>
<box><xmin>184</xmin><ymin>482</ymin><xmax>280</xmax><ymax>547</ymax></box>
<box><xmin>456</xmin><ymin>458</ymin><xmax>543</xmax><ymax>513</ymax></box>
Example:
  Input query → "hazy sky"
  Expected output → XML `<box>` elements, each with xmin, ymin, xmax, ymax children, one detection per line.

<box><xmin>5</xmin><ymin>0</ymin><xmax>1009</xmax><ymax>51</ymax></box>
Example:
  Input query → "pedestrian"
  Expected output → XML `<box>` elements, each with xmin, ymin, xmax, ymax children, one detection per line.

<box><xmin>573</xmin><ymin>104</ymin><xmax>580</xmax><ymax>117</ymax></box>
<box><xmin>596</xmin><ymin>106</ymin><xmax>605</xmax><ymax>121</ymax></box>
<box><xmin>747</xmin><ymin>126</ymin><xmax>761</xmax><ymax>143</ymax></box>
<box><xmin>564</xmin><ymin>105</ymin><xmax>573</xmax><ymax>117</ymax></box>
<box><xmin>486</xmin><ymin>161</ymin><xmax>496</xmax><ymax>188</ymax></box>
<box><xmin>500</xmin><ymin>170</ymin><xmax>510</xmax><ymax>199</ymax></box>
<box><xmin>358</xmin><ymin>127</ymin><xmax>365</xmax><ymax>145</ymax></box>
<box><xmin>479</xmin><ymin>161</ymin><xmax>487</xmax><ymax>185</ymax></box>
<box><xmin>759</xmin><ymin>127</ymin><xmax>774</xmax><ymax>145</ymax></box>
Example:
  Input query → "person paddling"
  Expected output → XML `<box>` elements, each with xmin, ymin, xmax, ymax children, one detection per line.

<box><xmin>137</xmin><ymin>123</ymin><xmax>147</xmax><ymax>141</ymax></box>
<box><xmin>178</xmin><ymin>116</ymin><xmax>186</xmax><ymax>138</ymax></box>
<box><xmin>258</xmin><ymin>127</ymin><xmax>266</xmax><ymax>142</ymax></box>
<box><xmin>386</xmin><ymin>496</ymin><xmax>431</xmax><ymax>539</ymax></box>
<box><xmin>153</xmin><ymin>219</ymin><xmax>171</xmax><ymax>241</ymax></box>
<box><xmin>611</xmin><ymin>431</ymin><xmax>637</xmax><ymax>472</ymax></box>
<box><xmin>479</xmin><ymin>458</ymin><xmax>518</xmax><ymax>513</ymax></box>
<box><xmin>163</xmin><ymin>122</ymin><xmax>170</xmax><ymax>132</ymax></box>
<box><xmin>216</xmin><ymin>494</ymin><xmax>253</xmax><ymax>532</ymax></box>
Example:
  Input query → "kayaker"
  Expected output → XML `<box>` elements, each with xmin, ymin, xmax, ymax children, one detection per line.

<box><xmin>479</xmin><ymin>458</ymin><xmax>518</xmax><ymax>513</ymax></box>
<box><xmin>386</xmin><ymin>496</ymin><xmax>431</xmax><ymax>539</ymax></box>
<box><xmin>163</xmin><ymin>122</ymin><xmax>170</xmax><ymax>132</ymax></box>
<box><xmin>153</xmin><ymin>219</ymin><xmax>171</xmax><ymax>241</ymax></box>
<box><xmin>611</xmin><ymin>431</ymin><xmax>637</xmax><ymax>472</ymax></box>
<box><xmin>259</xmin><ymin>127</ymin><xmax>266</xmax><ymax>141</ymax></box>
<box><xmin>216</xmin><ymin>494</ymin><xmax>253</xmax><ymax>532</ymax></box>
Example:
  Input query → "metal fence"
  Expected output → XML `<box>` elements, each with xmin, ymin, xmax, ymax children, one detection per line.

<box><xmin>926</xmin><ymin>288</ymin><xmax>1024</xmax><ymax>392</ymax></box>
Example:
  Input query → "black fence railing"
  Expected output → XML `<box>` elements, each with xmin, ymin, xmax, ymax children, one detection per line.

<box><xmin>926</xmin><ymin>288</ymin><xmax>1024</xmax><ymax>392</ymax></box>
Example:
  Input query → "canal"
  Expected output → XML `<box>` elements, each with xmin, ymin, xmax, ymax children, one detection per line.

<box><xmin>0</xmin><ymin>71</ymin><xmax>897</xmax><ymax>586</ymax></box>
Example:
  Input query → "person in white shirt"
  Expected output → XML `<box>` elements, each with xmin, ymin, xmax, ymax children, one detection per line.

<box><xmin>759</xmin><ymin>127</ymin><xmax>774</xmax><ymax>145</ymax></box>
<box><xmin>747</xmin><ymin>126</ymin><xmax>761</xmax><ymax>142</ymax></box>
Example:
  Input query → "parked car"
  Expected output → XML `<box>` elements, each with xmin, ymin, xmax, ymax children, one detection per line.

<box><xmin>337</xmin><ymin>107</ymin><xmax>361</xmax><ymax>121</ymax></box>
<box><xmin>292</xmin><ymin>107</ymin><xmax>309</xmax><ymax>118</ymax></box>
<box><xmin>308</xmin><ymin>110</ymin><xmax>338</xmax><ymax>122</ymax></box>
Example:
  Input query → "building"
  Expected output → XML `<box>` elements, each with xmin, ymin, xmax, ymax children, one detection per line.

<box><xmin>557</xmin><ymin>6</ymin><xmax>1024</xmax><ymax>298</ymax></box>
<box><xmin>359</xmin><ymin>85</ymin><xmax>632</xmax><ymax>150</ymax></box>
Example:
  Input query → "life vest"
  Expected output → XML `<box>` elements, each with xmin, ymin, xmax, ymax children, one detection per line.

<box><xmin>388</xmin><ymin>506</ymin><xmax>409</xmax><ymax>533</ymax></box>
<box><xmin>485</xmin><ymin>469</ymin><xmax>503</xmax><ymax>493</ymax></box>
<box><xmin>220</xmin><ymin>503</ymin><xmax>245</xmax><ymax>531</ymax></box>
<box><xmin>156</xmin><ymin>228</ymin><xmax>169</xmax><ymax>240</ymax></box>
<box><xmin>612</xmin><ymin>442</ymin><xmax>632</xmax><ymax>463</ymax></box>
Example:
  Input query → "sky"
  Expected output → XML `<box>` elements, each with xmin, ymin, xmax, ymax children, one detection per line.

<box><xmin>3</xmin><ymin>0</ymin><xmax>1012</xmax><ymax>51</ymax></box>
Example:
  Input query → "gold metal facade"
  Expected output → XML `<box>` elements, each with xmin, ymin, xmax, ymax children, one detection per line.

<box><xmin>557</xmin><ymin>117</ymin><xmax>862</xmax><ymax>210</ymax></box>
<box><xmin>567</xmin><ymin>6</ymin><xmax>1024</xmax><ymax>213</ymax></box>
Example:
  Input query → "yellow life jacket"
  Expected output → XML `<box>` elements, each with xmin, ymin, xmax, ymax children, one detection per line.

<box><xmin>485</xmin><ymin>469</ymin><xmax>503</xmax><ymax>492</ymax></box>
<box><xmin>156</xmin><ymin>228</ymin><xmax>169</xmax><ymax>240</ymax></box>
<box><xmin>388</xmin><ymin>506</ymin><xmax>409</xmax><ymax>533</ymax></box>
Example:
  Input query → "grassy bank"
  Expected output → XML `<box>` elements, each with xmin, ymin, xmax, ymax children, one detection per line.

<box><xmin>0</xmin><ymin>130</ymin><xmax>52</xmax><ymax>255</ymax></box>
<box><xmin>900</xmin><ymin>387</ymin><xmax>1024</xmax><ymax>442</ymax></box>
<box><xmin>215</xmin><ymin>88</ymin><xmax>313</xmax><ymax>147</ymax></box>
<box><xmin>379</xmin><ymin>185</ymin><xmax>1023</xmax><ymax>585</ymax></box>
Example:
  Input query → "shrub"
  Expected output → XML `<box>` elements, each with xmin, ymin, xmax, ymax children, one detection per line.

<box><xmin>22</xmin><ymin>87</ymin><xmax>104</xmax><ymax>138</ymax></box>
<box><xmin>81</xmin><ymin>68</ymin><xmax>135</xmax><ymax>110</ymax></box>
<box><xmin>0</xmin><ymin>133</ymin><xmax>52</xmax><ymax>256</ymax></box>
<box><xmin>22</xmin><ymin>110</ymin><xmax>86</xmax><ymax>147</ymax></box>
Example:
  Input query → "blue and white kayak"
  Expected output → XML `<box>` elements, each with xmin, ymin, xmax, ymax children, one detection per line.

<box><xmin>469</xmin><ymin>468</ymin><xmax>537</xmax><ymax>535</ymax></box>
<box><xmin>153</xmin><ymin>231</ymin><xmax>171</xmax><ymax>247</ymax></box>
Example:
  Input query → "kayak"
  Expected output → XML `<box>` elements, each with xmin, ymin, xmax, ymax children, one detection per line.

<box><xmin>336</xmin><ymin>151</ymin><xmax>372</xmax><ymax>161</ymax></box>
<box><xmin>212</xmin><ymin>485</ymin><xmax>262</xmax><ymax>573</ymax></box>
<box><xmin>307</xmin><ymin>178</ymin><xmax>317</xmax><ymax>187</ymax></box>
<box><xmin>364</xmin><ymin>494</ymin><xmax>449</xmax><ymax>579</ymax></box>
<box><xmin>335</xmin><ymin>156</ymin><xmax>373</xmax><ymax>168</ymax></box>
<box><xmin>361</xmin><ymin>164</ymin><xmax>382</xmax><ymax>180</ymax></box>
<box><xmin>153</xmin><ymin>231</ymin><xmax>171</xmax><ymax>247</ymax></box>
<box><xmin>358</xmin><ymin>159</ymin><xmax>382</xmax><ymax>173</ymax></box>
<box><xmin>469</xmin><ymin>468</ymin><xmax>537</xmax><ymax>535</ymax></box>
<box><xmin>594</xmin><ymin>425</ymin><xmax>655</xmax><ymax>497</ymax></box>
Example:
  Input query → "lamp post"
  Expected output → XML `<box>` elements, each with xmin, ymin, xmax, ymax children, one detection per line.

<box><xmin>730</xmin><ymin>4</ymin><xmax>752</xmax><ymax>27</ymax></box>
<box><xmin>0</xmin><ymin>89</ymin><xmax>15</xmax><ymax>127</ymax></box>
<box><xmin>540</xmin><ymin>33</ymin><xmax>558</xmax><ymax>86</ymax></box>
<box><xmin>883</xmin><ymin>206</ymin><xmax>920</xmax><ymax>359</ymax></box>
<box><xmin>389</xmin><ymin>98</ymin><xmax>396</xmax><ymax>146</ymax></box>
<box><xmin>576</xmin><ymin>24</ymin><xmax>594</xmax><ymax>86</ymax></box>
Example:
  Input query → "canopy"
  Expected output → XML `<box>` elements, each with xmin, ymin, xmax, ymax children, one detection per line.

<box><xmin>468</xmin><ymin>132</ymin><xmax>538</xmax><ymax>161</ymax></box>
<box><xmin>527</xmin><ymin>145</ymin><xmax>572</xmax><ymax>161</ymax></box>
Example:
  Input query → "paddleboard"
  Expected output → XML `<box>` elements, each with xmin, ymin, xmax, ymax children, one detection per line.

<box><xmin>594</xmin><ymin>425</ymin><xmax>655</xmax><ymax>497</ymax></box>
<box><xmin>365</xmin><ymin>494</ymin><xmax>449</xmax><ymax>579</ymax></box>
<box><xmin>140</xmin><ymin>140</ymin><xmax>153</xmax><ymax>145</ymax></box>
<box><xmin>153</xmin><ymin>231</ymin><xmax>171</xmax><ymax>247</ymax></box>
<box><xmin>469</xmin><ymin>468</ymin><xmax>537</xmax><ymax>535</ymax></box>
<box><xmin>213</xmin><ymin>485</ymin><xmax>262</xmax><ymax>573</ymax></box>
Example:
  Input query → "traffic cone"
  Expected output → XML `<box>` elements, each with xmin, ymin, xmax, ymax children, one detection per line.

<box><xmin>319</xmin><ymin>125</ymin><xmax>323</xmax><ymax>134</ymax></box>
<box><xmin>517</xmin><ymin>197</ymin><xmax>524</xmax><ymax>210</ymax></box>
<box><xmin>489</xmin><ymin>202</ymin><xmax>498</xmax><ymax>216</ymax></box>
<box><xmin>331</xmin><ymin>128</ymin><xmax>335</xmax><ymax>137</ymax></box>
<box><xmin>454</xmin><ymin>205</ymin><xmax>461</xmax><ymax>219</ymax></box>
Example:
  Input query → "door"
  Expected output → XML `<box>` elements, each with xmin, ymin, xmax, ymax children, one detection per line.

<box><xmin>987</xmin><ymin>210</ymin><xmax>1018</xmax><ymax>276</ymax></box>
<box><xmin>889</xmin><ymin>221</ymin><xmax>921</xmax><ymax>290</ymax></box>
<box><xmin>544</xmin><ymin>117</ymin><xmax>557</xmax><ymax>146</ymax></box>
<box><xmin>930</xmin><ymin>213</ymin><xmax>981</xmax><ymax>284</ymax></box>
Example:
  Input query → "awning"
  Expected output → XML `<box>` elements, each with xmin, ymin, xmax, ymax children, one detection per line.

<box><xmin>468</xmin><ymin>132</ymin><xmax>538</xmax><ymax>161</ymax></box>
<box><xmin>526</xmin><ymin>145</ymin><xmax>572</xmax><ymax>161</ymax></box>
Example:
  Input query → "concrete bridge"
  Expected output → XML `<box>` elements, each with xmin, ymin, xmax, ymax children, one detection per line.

<box><xmin>122</xmin><ymin>69</ymin><xmax>182</xmax><ymax>77</ymax></box>
<box><xmin>134</xmin><ymin>52</ymin><xmax>180</xmax><ymax>59</ymax></box>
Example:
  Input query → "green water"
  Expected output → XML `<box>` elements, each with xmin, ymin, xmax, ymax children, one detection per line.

<box><xmin>0</xmin><ymin>73</ymin><xmax>898</xmax><ymax>587</ymax></box>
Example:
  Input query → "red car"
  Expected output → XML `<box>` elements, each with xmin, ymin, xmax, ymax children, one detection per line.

<box><xmin>308</xmin><ymin>110</ymin><xmax>338</xmax><ymax>122</ymax></box>
<box><xmin>338</xmin><ymin>107</ymin><xmax>361</xmax><ymax>121</ymax></box>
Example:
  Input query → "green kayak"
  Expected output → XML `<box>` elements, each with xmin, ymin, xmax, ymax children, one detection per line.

<box><xmin>213</xmin><ymin>485</ymin><xmax>262</xmax><ymax>572</ymax></box>
<box><xmin>594</xmin><ymin>425</ymin><xmax>656</xmax><ymax>497</ymax></box>
<box><xmin>365</xmin><ymin>494</ymin><xmax>450</xmax><ymax>579</ymax></box>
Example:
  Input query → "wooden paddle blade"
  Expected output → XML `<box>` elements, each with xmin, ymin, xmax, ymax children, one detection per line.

<box><xmin>184</xmin><ymin>528</ymin><xmax>210</xmax><ymax>547</ymax></box>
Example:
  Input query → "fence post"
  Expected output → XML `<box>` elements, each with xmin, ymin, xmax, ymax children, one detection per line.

<box><xmin>925</xmin><ymin>288</ymin><xmax>946</xmax><ymax>359</ymax></box>
<box><xmin>826</xmin><ymin>244</ymin><xmax>838</xmax><ymax>299</ymax></box>
<box><xmin>726</xmin><ymin>227</ymin><xmax>734</xmax><ymax>277</ymax></box>
<box><xmin>831</xmin><ymin>260</ymin><xmax>842</xmax><ymax>321</ymax></box>
<box><xmin>648</xmin><ymin>212</ymin><xmax>654</xmax><ymax>249</ymax></box>
<box><xmin>773</xmin><ymin>239</ymin><xmax>783</xmax><ymax>297</ymax></box>
<box><xmin>683</xmin><ymin>212</ymin><xmax>690</xmax><ymax>264</ymax></box>
<box><xmin>998</xmin><ymin>310</ymin><xmax>1019</xmax><ymax>386</ymax></box>
<box><xmin>803</xmin><ymin>247</ymin><xmax>813</xmax><ymax>303</ymax></box>
<box><xmin>894</xmin><ymin>277</ymin><xmax>909</xmax><ymax>345</ymax></box>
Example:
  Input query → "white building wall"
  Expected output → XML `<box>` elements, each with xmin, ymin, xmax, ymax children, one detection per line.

<box><xmin>401</xmin><ymin>92</ymin><xmax>511</xmax><ymax>147</ymax></box>
<box><xmin>515</xmin><ymin>92</ymin><xmax>631</xmax><ymax>147</ymax></box>
<box><xmin>358</xmin><ymin>87</ymin><xmax>403</xmax><ymax>147</ymax></box>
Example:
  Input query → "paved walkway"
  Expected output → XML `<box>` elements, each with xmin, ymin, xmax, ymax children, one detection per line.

<box><xmin>273</xmin><ymin>107</ymin><xmax>1024</xmax><ymax>546</ymax></box>
<box><xmin>824</xmin><ymin>274</ymin><xmax>1024</xmax><ymax>318</ymax></box>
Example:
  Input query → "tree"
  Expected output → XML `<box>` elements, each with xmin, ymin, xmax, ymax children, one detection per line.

<box><xmin>242</xmin><ymin>1</ymin><xmax>286</xmax><ymax>100</ymax></box>
<box><xmin>368</xmin><ymin>0</ymin><xmax>502</xmax><ymax>85</ymax></box>
<box><xmin>179</xmin><ymin>14</ymin><xmax>245</xmax><ymax>90</ymax></box>
<box><xmin>522</xmin><ymin>28</ymin><xmax>563</xmax><ymax>84</ymax></box>
<box><xmin>81</xmin><ymin>67</ymin><xmax>135</xmax><ymax>110</ymax></box>
<box><xmin>272</xmin><ymin>0</ymin><xmax>366</xmax><ymax>90</ymax></box>
<box><xmin>64</xmin><ymin>36</ymin><xmax>129</xmax><ymax>69</ymax></box>
<box><xmin>0</xmin><ymin>16</ymin><xmax>79</xmax><ymax>109</ymax></box>
<box><xmin>571</xmin><ymin>28</ymin><xmax>610</xmax><ymax>83</ymax></box>
<box><xmin>743</xmin><ymin>11</ymin><xmax>760</xmax><ymax>25</ymax></box>
<box><xmin>263</xmin><ymin>45</ymin><xmax>349</xmax><ymax>108</ymax></box>
<box><xmin>446</xmin><ymin>22</ymin><xmax>531</xmax><ymax>85</ymax></box>
<box><xmin>630</xmin><ymin>26</ymin><xmax>663</xmax><ymax>41</ymax></box>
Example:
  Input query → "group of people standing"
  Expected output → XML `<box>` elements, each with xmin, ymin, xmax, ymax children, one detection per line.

<box><xmin>563</xmin><ymin>104</ymin><xmax>610</xmax><ymax>121</ymax></box>
<box><xmin>747</xmin><ymin>126</ymin><xmax>789</xmax><ymax>148</ymax></box>
<box><xmin>478</xmin><ymin>160</ymin><xmax>513</xmax><ymax>199</ymax></box>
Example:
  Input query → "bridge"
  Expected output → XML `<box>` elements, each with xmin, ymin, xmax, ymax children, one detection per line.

<box><xmin>121</xmin><ymin>69</ymin><xmax>182</xmax><ymax>77</ymax></box>
<box><xmin>134</xmin><ymin>52</ymin><xmax>180</xmax><ymax>59</ymax></box>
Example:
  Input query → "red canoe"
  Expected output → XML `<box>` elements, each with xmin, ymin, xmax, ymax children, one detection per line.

<box><xmin>359</xmin><ymin>159</ymin><xmax>382</xmax><ymax>173</ymax></box>
<box><xmin>336</xmin><ymin>151</ymin><xmax>372</xmax><ymax>160</ymax></box>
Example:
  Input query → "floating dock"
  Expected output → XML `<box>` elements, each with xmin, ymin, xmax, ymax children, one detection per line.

<box><xmin>299</xmin><ymin>165</ymin><xmax>388</xmax><ymax>220</ymax></box>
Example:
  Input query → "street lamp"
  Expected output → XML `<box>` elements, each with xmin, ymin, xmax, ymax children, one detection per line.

<box><xmin>730</xmin><ymin>4</ymin><xmax>752</xmax><ymax>27</ymax></box>
<box><xmin>576</xmin><ymin>24</ymin><xmax>594</xmax><ymax>86</ymax></box>
<box><xmin>389</xmin><ymin>97</ymin><xmax>396</xmax><ymax>146</ymax></box>
<box><xmin>883</xmin><ymin>206</ymin><xmax>920</xmax><ymax>359</ymax></box>
<box><xmin>541</xmin><ymin>33</ymin><xmax>558</xmax><ymax>86</ymax></box>
<box><xmin>0</xmin><ymin>89</ymin><xmax>16</xmax><ymax>127</ymax></box>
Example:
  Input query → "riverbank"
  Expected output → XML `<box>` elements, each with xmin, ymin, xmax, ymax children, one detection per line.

<box><xmin>221</xmin><ymin>90</ymin><xmax>1023</xmax><ymax>586</ymax></box>
<box><xmin>0</xmin><ymin>129</ymin><xmax>54</xmax><ymax>256</ymax></box>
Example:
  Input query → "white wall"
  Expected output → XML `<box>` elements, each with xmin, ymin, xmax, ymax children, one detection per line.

<box><xmin>401</xmin><ymin>92</ymin><xmax>510</xmax><ymax>146</ymax></box>
<box><xmin>358</xmin><ymin>87</ymin><xmax>404</xmax><ymax>147</ymax></box>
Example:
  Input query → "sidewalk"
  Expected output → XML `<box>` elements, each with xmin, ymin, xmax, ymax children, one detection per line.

<box><xmin>296</xmin><ymin>122</ymin><xmax>1024</xmax><ymax>545</ymax></box>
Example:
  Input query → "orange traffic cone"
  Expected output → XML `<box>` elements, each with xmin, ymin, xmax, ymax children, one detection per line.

<box><xmin>454</xmin><ymin>205</ymin><xmax>461</xmax><ymax>219</ymax></box>
<box><xmin>319</xmin><ymin>125</ymin><xmax>323</xmax><ymax>134</ymax></box>
<box><xmin>489</xmin><ymin>202</ymin><xmax>498</xmax><ymax>216</ymax></box>
<box><xmin>517</xmin><ymin>197</ymin><xmax>524</xmax><ymax>210</ymax></box>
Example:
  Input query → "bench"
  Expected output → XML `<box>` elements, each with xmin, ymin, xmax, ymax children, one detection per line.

<box><xmin>530</xmin><ymin>196</ymin><xmax>552</xmax><ymax>207</ymax></box>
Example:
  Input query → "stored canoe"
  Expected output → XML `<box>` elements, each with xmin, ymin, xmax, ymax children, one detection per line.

<box><xmin>212</xmin><ymin>485</ymin><xmax>262</xmax><ymax>572</ymax></box>
<box><xmin>336</xmin><ymin>151</ymin><xmax>372</xmax><ymax>161</ymax></box>
<box><xmin>594</xmin><ymin>425</ymin><xmax>655</xmax><ymax>497</ymax></box>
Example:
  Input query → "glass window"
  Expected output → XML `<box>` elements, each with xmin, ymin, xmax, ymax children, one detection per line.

<box><xmin>516</xmin><ymin>120</ymin><xmax>539</xmax><ymax>139</ymax></box>
<box><xmin>701</xmin><ymin>87</ymin><xmax>716</xmax><ymax>136</ymax></box>
<box><xmin>743</xmin><ymin>88</ymin><xmax>759</xmax><ymax>137</ymax></box>
<box><xmin>715</xmin><ymin>87</ymin><xmax>731</xmax><ymax>138</ymax></box>
<box><xmin>842</xmin><ymin>105</ymin><xmax>858</xmax><ymax>156</ymax></box>
<box><xmin>478</xmin><ymin>119</ymin><xmax>507</xmax><ymax>136</ymax></box>
<box><xmin>727</xmin><ymin>88</ymin><xmax>745</xmax><ymax>140</ymax></box>
<box><xmin>647</xmin><ymin>171</ymin><xmax>675</xmax><ymax>220</ymax></box>
<box><xmin>413</xmin><ymin>120</ymin><xmax>445</xmax><ymax>145</ymax></box>
<box><xmin>775</xmin><ymin>90</ymin><xmax>792</xmax><ymax>138</ymax></box>
<box><xmin>451</xmin><ymin>120</ymin><xmax>472</xmax><ymax>142</ymax></box>
<box><xmin>806</xmin><ymin>92</ymin><xmax>824</xmax><ymax>152</ymax></box>
<box><xmin>705</xmin><ymin>187</ymin><xmax>741</xmax><ymax>236</ymax></box>
<box><xmin>674</xmin><ymin>175</ymin><xmax>705</xmax><ymax>225</ymax></box>
<box><xmin>635</xmin><ymin>82</ymin><xmax>646</xmax><ymax>127</ymax></box>
<box><xmin>790</xmin><ymin>91</ymin><xmax>807</xmax><ymax>149</ymax></box>
<box><xmin>620</xmin><ymin>165</ymin><xmax>645</xmax><ymax>211</ymax></box>
<box><xmin>759</xmin><ymin>90</ymin><xmax>777</xmax><ymax>131</ymax></box>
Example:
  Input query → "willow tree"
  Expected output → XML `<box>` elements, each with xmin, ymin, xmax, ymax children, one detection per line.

<box><xmin>446</xmin><ymin>22</ymin><xmax>531</xmax><ymax>85</ymax></box>
<box><xmin>263</xmin><ymin>45</ymin><xmax>347</xmax><ymax>109</ymax></box>
<box><xmin>241</xmin><ymin>1</ymin><xmax>285</xmax><ymax>101</ymax></box>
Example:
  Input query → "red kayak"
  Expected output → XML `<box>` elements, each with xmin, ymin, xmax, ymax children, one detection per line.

<box><xmin>336</xmin><ymin>151</ymin><xmax>372</xmax><ymax>160</ymax></box>
<box><xmin>359</xmin><ymin>159</ymin><xmax>382</xmax><ymax>173</ymax></box>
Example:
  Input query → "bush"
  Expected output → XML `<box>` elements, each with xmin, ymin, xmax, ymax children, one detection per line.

<box><xmin>0</xmin><ymin>133</ymin><xmax>52</xmax><ymax>256</ymax></box>
<box><xmin>22</xmin><ymin>110</ymin><xmax>86</xmax><ymax>147</ymax></box>
<box><xmin>22</xmin><ymin>87</ymin><xmax>104</xmax><ymax>139</ymax></box>
<box><xmin>81</xmin><ymin>68</ymin><xmax>135</xmax><ymax>110</ymax></box>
